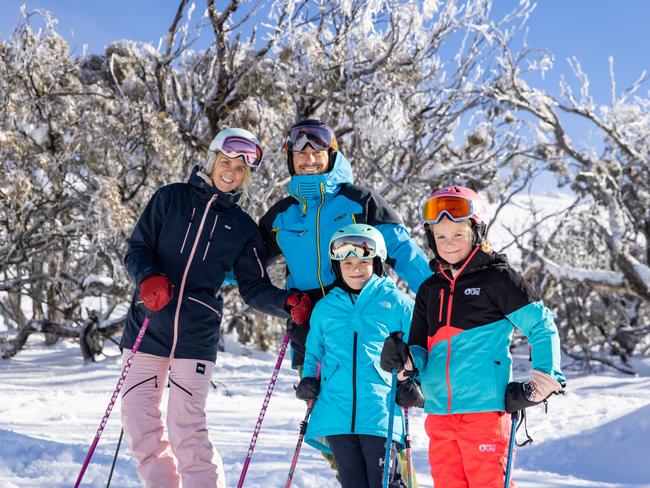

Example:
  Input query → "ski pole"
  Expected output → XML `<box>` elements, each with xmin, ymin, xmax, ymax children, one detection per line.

<box><xmin>403</xmin><ymin>407</ymin><xmax>414</xmax><ymax>488</ymax></box>
<box><xmin>284</xmin><ymin>399</ymin><xmax>315</xmax><ymax>488</ymax></box>
<box><xmin>106</xmin><ymin>428</ymin><xmax>123</xmax><ymax>488</ymax></box>
<box><xmin>74</xmin><ymin>315</ymin><xmax>151</xmax><ymax>488</ymax></box>
<box><xmin>237</xmin><ymin>328</ymin><xmax>292</xmax><ymax>488</ymax></box>
<box><xmin>383</xmin><ymin>368</ymin><xmax>398</xmax><ymax>488</ymax></box>
<box><xmin>504</xmin><ymin>410</ymin><xmax>519</xmax><ymax>488</ymax></box>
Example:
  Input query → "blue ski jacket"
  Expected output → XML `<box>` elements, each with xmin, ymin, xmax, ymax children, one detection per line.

<box><xmin>408</xmin><ymin>249</ymin><xmax>566</xmax><ymax>414</ymax></box>
<box><xmin>259</xmin><ymin>152</ymin><xmax>430</xmax><ymax>295</ymax></box>
<box><xmin>121</xmin><ymin>166</ymin><xmax>291</xmax><ymax>362</ymax></box>
<box><xmin>259</xmin><ymin>151</ymin><xmax>430</xmax><ymax>367</ymax></box>
<box><xmin>302</xmin><ymin>274</ymin><xmax>415</xmax><ymax>454</ymax></box>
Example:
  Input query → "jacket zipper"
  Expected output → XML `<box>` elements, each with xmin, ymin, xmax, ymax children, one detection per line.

<box><xmin>315</xmin><ymin>183</ymin><xmax>326</xmax><ymax>295</ymax></box>
<box><xmin>439</xmin><ymin>247</ymin><xmax>481</xmax><ymax>413</ymax></box>
<box><xmin>296</xmin><ymin>186</ymin><xmax>307</xmax><ymax>216</ymax></box>
<box><xmin>187</xmin><ymin>296</ymin><xmax>222</xmax><ymax>318</ymax></box>
<box><xmin>179</xmin><ymin>208</ymin><xmax>196</xmax><ymax>254</ymax></box>
<box><xmin>202</xmin><ymin>214</ymin><xmax>219</xmax><ymax>261</ymax></box>
<box><xmin>445</xmin><ymin>281</ymin><xmax>455</xmax><ymax>413</ymax></box>
<box><xmin>170</xmin><ymin>194</ymin><xmax>218</xmax><ymax>358</ymax></box>
<box><xmin>351</xmin><ymin>331</ymin><xmax>358</xmax><ymax>433</ymax></box>
<box><xmin>438</xmin><ymin>289</ymin><xmax>444</xmax><ymax>322</ymax></box>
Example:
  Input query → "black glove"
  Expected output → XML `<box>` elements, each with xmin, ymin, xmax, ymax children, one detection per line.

<box><xmin>295</xmin><ymin>377</ymin><xmax>320</xmax><ymax>401</ymax></box>
<box><xmin>396</xmin><ymin>380</ymin><xmax>425</xmax><ymax>408</ymax></box>
<box><xmin>380</xmin><ymin>331</ymin><xmax>410</xmax><ymax>372</ymax></box>
<box><xmin>504</xmin><ymin>381</ymin><xmax>539</xmax><ymax>413</ymax></box>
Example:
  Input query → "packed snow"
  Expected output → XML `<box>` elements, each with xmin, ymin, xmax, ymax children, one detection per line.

<box><xmin>1</xmin><ymin>335</ymin><xmax>649</xmax><ymax>488</ymax></box>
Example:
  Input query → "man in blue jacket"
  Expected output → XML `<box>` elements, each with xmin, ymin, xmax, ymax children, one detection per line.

<box><xmin>259</xmin><ymin>119</ymin><xmax>431</xmax><ymax>370</ymax></box>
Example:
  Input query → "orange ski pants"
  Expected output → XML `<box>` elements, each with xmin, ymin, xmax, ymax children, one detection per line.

<box><xmin>424</xmin><ymin>411</ymin><xmax>515</xmax><ymax>488</ymax></box>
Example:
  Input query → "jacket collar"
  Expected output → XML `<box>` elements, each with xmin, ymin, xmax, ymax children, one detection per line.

<box><xmin>286</xmin><ymin>151</ymin><xmax>354</xmax><ymax>203</ymax></box>
<box><xmin>435</xmin><ymin>249</ymin><xmax>505</xmax><ymax>281</ymax></box>
<box><xmin>331</xmin><ymin>273</ymin><xmax>391</xmax><ymax>306</ymax></box>
<box><xmin>188</xmin><ymin>165</ymin><xmax>240</xmax><ymax>209</ymax></box>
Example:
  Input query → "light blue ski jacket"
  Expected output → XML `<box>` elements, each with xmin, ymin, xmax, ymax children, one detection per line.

<box><xmin>302</xmin><ymin>274</ymin><xmax>415</xmax><ymax>454</ymax></box>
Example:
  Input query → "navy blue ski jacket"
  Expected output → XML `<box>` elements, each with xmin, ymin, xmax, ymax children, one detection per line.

<box><xmin>121</xmin><ymin>166</ymin><xmax>291</xmax><ymax>362</ymax></box>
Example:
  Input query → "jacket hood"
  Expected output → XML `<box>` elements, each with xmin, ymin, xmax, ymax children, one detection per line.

<box><xmin>189</xmin><ymin>164</ymin><xmax>240</xmax><ymax>209</ymax></box>
<box><xmin>286</xmin><ymin>151</ymin><xmax>354</xmax><ymax>201</ymax></box>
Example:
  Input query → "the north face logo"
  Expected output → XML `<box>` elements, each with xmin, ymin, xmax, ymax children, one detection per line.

<box><xmin>464</xmin><ymin>288</ymin><xmax>481</xmax><ymax>296</ymax></box>
<box><xmin>379</xmin><ymin>301</ymin><xmax>392</xmax><ymax>309</ymax></box>
<box><xmin>196</xmin><ymin>363</ymin><xmax>206</xmax><ymax>374</ymax></box>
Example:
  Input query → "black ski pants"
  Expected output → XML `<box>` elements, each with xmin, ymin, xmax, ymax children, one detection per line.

<box><xmin>328</xmin><ymin>434</ymin><xmax>405</xmax><ymax>488</ymax></box>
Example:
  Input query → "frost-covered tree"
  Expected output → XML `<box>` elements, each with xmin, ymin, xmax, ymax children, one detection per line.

<box><xmin>486</xmin><ymin>41</ymin><xmax>650</xmax><ymax>371</ymax></box>
<box><xmin>1</xmin><ymin>1</ymin><xmax>647</xmax><ymax>368</ymax></box>
<box><xmin>0</xmin><ymin>9</ymin><xmax>185</xmax><ymax>358</ymax></box>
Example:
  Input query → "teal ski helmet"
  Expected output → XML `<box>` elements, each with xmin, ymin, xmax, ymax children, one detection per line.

<box><xmin>329</xmin><ymin>224</ymin><xmax>387</xmax><ymax>281</ymax></box>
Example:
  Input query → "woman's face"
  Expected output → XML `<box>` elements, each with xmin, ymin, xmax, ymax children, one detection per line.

<box><xmin>339</xmin><ymin>256</ymin><xmax>374</xmax><ymax>291</ymax></box>
<box><xmin>211</xmin><ymin>153</ymin><xmax>249</xmax><ymax>193</ymax></box>
<box><xmin>431</xmin><ymin>218</ymin><xmax>473</xmax><ymax>264</ymax></box>
<box><xmin>292</xmin><ymin>146</ymin><xmax>329</xmax><ymax>175</ymax></box>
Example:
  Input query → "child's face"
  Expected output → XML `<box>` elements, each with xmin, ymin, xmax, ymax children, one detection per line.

<box><xmin>431</xmin><ymin>218</ymin><xmax>473</xmax><ymax>264</ymax></box>
<box><xmin>340</xmin><ymin>256</ymin><xmax>374</xmax><ymax>290</ymax></box>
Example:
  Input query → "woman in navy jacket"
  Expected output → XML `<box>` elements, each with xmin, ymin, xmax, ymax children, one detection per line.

<box><xmin>120</xmin><ymin>128</ymin><xmax>311</xmax><ymax>488</ymax></box>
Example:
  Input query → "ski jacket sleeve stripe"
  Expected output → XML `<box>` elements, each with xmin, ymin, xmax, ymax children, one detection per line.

<box><xmin>234</xmin><ymin>229</ymin><xmax>291</xmax><ymax>318</ymax></box>
<box><xmin>124</xmin><ymin>188</ymin><xmax>168</xmax><ymax>285</ymax></box>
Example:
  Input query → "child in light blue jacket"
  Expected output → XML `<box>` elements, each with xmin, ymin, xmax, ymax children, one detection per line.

<box><xmin>295</xmin><ymin>224</ymin><xmax>414</xmax><ymax>488</ymax></box>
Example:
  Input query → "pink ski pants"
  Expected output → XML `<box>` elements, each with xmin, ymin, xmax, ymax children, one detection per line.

<box><xmin>120</xmin><ymin>350</ymin><xmax>225</xmax><ymax>488</ymax></box>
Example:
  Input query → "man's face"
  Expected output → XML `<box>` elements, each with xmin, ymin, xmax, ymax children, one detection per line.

<box><xmin>292</xmin><ymin>146</ymin><xmax>329</xmax><ymax>175</ymax></box>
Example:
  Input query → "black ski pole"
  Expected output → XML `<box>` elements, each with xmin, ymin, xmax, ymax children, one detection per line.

<box><xmin>106</xmin><ymin>428</ymin><xmax>123</xmax><ymax>488</ymax></box>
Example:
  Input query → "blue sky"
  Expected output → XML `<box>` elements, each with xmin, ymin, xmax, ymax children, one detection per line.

<box><xmin>1</xmin><ymin>1</ymin><xmax>647</xmax><ymax>104</ymax></box>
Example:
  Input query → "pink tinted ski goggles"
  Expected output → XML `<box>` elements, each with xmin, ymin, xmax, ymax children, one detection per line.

<box><xmin>217</xmin><ymin>136</ymin><xmax>263</xmax><ymax>169</ymax></box>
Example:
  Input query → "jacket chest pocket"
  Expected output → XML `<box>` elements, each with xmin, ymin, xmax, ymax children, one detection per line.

<box><xmin>275</xmin><ymin>226</ymin><xmax>309</xmax><ymax>254</ymax></box>
<box><xmin>187</xmin><ymin>296</ymin><xmax>222</xmax><ymax>320</ymax></box>
<box><xmin>276</xmin><ymin>225</ymin><xmax>308</xmax><ymax>238</ymax></box>
<box><xmin>199</xmin><ymin>214</ymin><xmax>241</xmax><ymax>265</ymax></box>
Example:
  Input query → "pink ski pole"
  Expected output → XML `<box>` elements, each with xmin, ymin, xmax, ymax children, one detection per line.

<box><xmin>74</xmin><ymin>315</ymin><xmax>151</xmax><ymax>488</ymax></box>
<box><xmin>237</xmin><ymin>329</ymin><xmax>291</xmax><ymax>488</ymax></box>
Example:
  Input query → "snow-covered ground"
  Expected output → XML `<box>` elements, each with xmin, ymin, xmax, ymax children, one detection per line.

<box><xmin>1</xmin><ymin>335</ymin><xmax>649</xmax><ymax>488</ymax></box>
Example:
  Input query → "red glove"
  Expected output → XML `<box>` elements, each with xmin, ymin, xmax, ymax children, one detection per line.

<box><xmin>139</xmin><ymin>274</ymin><xmax>173</xmax><ymax>312</ymax></box>
<box><xmin>285</xmin><ymin>293</ymin><xmax>312</xmax><ymax>325</ymax></box>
